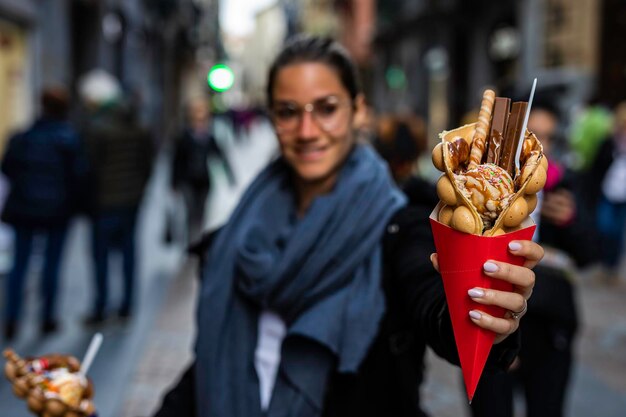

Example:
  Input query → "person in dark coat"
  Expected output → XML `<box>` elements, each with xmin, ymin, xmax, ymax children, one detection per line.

<box><xmin>1</xmin><ymin>87</ymin><xmax>86</xmax><ymax>340</ymax></box>
<box><xmin>172</xmin><ymin>97</ymin><xmax>235</xmax><ymax>243</ymax></box>
<box><xmin>152</xmin><ymin>36</ymin><xmax>543</xmax><ymax>417</ymax></box>
<box><xmin>470</xmin><ymin>101</ymin><xmax>599</xmax><ymax>417</ymax></box>
<box><xmin>586</xmin><ymin>102</ymin><xmax>626</xmax><ymax>284</ymax></box>
<box><xmin>79</xmin><ymin>71</ymin><xmax>154</xmax><ymax>323</ymax></box>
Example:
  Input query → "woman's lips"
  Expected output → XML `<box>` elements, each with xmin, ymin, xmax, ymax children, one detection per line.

<box><xmin>295</xmin><ymin>145</ymin><xmax>328</xmax><ymax>162</ymax></box>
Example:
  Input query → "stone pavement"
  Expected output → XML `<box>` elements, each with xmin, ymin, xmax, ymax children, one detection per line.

<box><xmin>0</xmin><ymin>151</ymin><xmax>182</xmax><ymax>417</ymax></box>
<box><xmin>120</xmin><ymin>258</ymin><xmax>199</xmax><ymax>417</ymax></box>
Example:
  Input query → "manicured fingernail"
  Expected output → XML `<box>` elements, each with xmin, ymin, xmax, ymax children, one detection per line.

<box><xmin>509</xmin><ymin>242</ymin><xmax>522</xmax><ymax>251</ymax></box>
<box><xmin>468</xmin><ymin>288</ymin><xmax>485</xmax><ymax>298</ymax></box>
<box><xmin>469</xmin><ymin>310</ymin><xmax>482</xmax><ymax>320</ymax></box>
<box><xmin>483</xmin><ymin>262</ymin><xmax>499</xmax><ymax>273</ymax></box>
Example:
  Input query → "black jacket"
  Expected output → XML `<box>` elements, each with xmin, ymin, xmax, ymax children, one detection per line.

<box><xmin>1</xmin><ymin>118</ymin><xmax>86</xmax><ymax>227</ymax></box>
<box><xmin>155</xmin><ymin>205</ymin><xmax>519</xmax><ymax>417</ymax></box>
<box><xmin>83</xmin><ymin>107</ymin><xmax>154</xmax><ymax>212</ymax></box>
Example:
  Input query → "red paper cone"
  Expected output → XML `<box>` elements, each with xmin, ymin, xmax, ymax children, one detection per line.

<box><xmin>429</xmin><ymin>209</ymin><xmax>535</xmax><ymax>401</ymax></box>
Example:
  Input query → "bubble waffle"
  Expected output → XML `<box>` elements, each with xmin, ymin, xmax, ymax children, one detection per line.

<box><xmin>3</xmin><ymin>349</ymin><xmax>96</xmax><ymax>417</ymax></box>
<box><xmin>432</xmin><ymin>90</ymin><xmax>547</xmax><ymax>236</ymax></box>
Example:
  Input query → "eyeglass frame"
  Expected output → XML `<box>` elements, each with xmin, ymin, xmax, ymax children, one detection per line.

<box><xmin>269</xmin><ymin>95</ymin><xmax>354</xmax><ymax>134</ymax></box>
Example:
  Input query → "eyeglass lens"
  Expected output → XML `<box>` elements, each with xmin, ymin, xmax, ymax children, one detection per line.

<box><xmin>272</xmin><ymin>97</ymin><xmax>347</xmax><ymax>132</ymax></box>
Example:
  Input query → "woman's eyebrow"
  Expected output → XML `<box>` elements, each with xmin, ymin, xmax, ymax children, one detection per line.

<box><xmin>273</xmin><ymin>95</ymin><xmax>339</xmax><ymax>106</ymax></box>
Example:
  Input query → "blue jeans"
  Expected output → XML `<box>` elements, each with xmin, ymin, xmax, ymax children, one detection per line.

<box><xmin>4</xmin><ymin>224</ymin><xmax>68</xmax><ymax>324</ymax></box>
<box><xmin>91</xmin><ymin>208</ymin><xmax>138</xmax><ymax>316</ymax></box>
<box><xmin>597</xmin><ymin>195</ymin><xmax>626</xmax><ymax>269</ymax></box>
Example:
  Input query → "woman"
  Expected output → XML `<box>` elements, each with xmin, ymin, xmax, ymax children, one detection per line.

<box><xmin>154</xmin><ymin>36</ymin><xmax>542</xmax><ymax>417</ymax></box>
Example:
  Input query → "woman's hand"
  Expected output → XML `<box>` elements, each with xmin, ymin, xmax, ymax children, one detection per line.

<box><xmin>430</xmin><ymin>240</ymin><xmax>544</xmax><ymax>344</ymax></box>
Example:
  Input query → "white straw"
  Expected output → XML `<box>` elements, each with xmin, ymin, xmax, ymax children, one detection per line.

<box><xmin>80</xmin><ymin>333</ymin><xmax>103</xmax><ymax>376</ymax></box>
<box><xmin>514</xmin><ymin>77</ymin><xmax>537</xmax><ymax>173</ymax></box>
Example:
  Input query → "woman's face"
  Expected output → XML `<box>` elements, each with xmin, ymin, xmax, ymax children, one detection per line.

<box><xmin>270</xmin><ymin>62</ymin><xmax>364</xmax><ymax>187</ymax></box>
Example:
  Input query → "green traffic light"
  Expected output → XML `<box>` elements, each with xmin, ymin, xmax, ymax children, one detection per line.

<box><xmin>207</xmin><ymin>64</ymin><xmax>235</xmax><ymax>92</ymax></box>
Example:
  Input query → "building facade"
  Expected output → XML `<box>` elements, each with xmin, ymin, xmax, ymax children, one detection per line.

<box><xmin>370</xmin><ymin>0</ymin><xmax>604</xmax><ymax>135</ymax></box>
<box><xmin>0</xmin><ymin>0</ymin><xmax>217</xmax><ymax>149</ymax></box>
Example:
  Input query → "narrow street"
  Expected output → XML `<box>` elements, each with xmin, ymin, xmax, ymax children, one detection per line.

<box><xmin>0</xmin><ymin>150</ymin><xmax>182</xmax><ymax>417</ymax></box>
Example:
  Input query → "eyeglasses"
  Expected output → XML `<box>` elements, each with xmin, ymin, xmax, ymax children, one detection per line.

<box><xmin>270</xmin><ymin>96</ymin><xmax>352</xmax><ymax>134</ymax></box>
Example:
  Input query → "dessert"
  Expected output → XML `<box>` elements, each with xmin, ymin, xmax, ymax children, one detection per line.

<box><xmin>3</xmin><ymin>349</ymin><xmax>96</xmax><ymax>417</ymax></box>
<box><xmin>432</xmin><ymin>89</ymin><xmax>547</xmax><ymax>235</ymax></box>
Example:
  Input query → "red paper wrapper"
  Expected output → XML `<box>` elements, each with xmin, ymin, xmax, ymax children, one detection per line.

<box><xmin>429</xmin><ymin>204</ymin><xmax>536</xmax><ymax>401</ymax></box>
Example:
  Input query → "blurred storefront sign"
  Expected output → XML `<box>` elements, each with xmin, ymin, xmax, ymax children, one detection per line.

<box><xmin>0</xmin><ymin>18</ymin><xmax>31</xmax><ymax>153</ymax></box>
<box><xmin>0</xmin><ymin>0</ymin><xmax>35</xmax><ymax>273</ymax></box>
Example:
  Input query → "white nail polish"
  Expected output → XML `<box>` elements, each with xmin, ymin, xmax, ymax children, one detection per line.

<box><xmin>468</xmin><ymin>288</ymin><xmax>485</xmax><ymax>298</ymax></box>
<box><xmin>469</xmin><ymin>310</ymin><xmax>482</xmax><ymax>320</ymax></box>
<box><xmin>509</xmin><ymin>242</ymin><xmax>522</xmax><ymax>251</ymax></box>
<box><xmin>483</xmin><ymin>262</ymin><xmax>498</xmax><ymax>273</ymax></box>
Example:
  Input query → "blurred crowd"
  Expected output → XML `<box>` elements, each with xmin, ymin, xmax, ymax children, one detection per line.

<box><xmin>0</xmin><ymin>68</ymin><xmax>259</xmax><ymax>341</ymax></box>
<box><xmin>1</xmin><ymin>70</ymin><xmax>155</xmax><ymax>340</ymax></box>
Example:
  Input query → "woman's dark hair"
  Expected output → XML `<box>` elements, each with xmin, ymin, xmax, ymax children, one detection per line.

<box><xmin>266</xmin><ymin>35</ymin><xmax>361</xmax><ymax>106</ymax></box>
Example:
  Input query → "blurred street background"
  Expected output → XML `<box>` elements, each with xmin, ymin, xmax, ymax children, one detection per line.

<box><xmin>1</xmin><ymin>0</ymin><xmax>626</xmax><ymax>416</ymax></box>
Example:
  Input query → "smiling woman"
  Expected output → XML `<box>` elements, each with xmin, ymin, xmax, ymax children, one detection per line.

<box><xmin>153</xmin><ymin>35</ymin><xmax>543</xmax><ymax>417</ymax></box>
<box><xmin>270</xmin><ymin>62</ymin><xmax>364</xmax><ymax>211</ymax></box>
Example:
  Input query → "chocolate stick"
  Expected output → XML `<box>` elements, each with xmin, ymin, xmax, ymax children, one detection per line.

<box><xmin>485</xmin><ymin>97</ymin><xmax>511</xmax><ymax>164</ymax></box>
<box><xmin>499</xmin><ymin>101</ymin><xmax>528</xmax><ymax>176</ymax></box>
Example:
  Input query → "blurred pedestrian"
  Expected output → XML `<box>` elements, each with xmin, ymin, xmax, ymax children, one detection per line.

<box><xmin>153</xmin><ymin>35</ymin><xmax>542</xmax><ymax>417</ymax></box>
<box><xmin>470</xmin><ymin>99</ymin><xmax>598</xmax><ymax>417</ymax></box>
<box><xmin>172</xmin><ymin>97</ymin><xmax>235</xmax><ymax>244</ymax></box>
<box><xmin>373</xmin><ymin>114</ymin><xmax>427</xmax><ymax>187</ymax></box>
<box><xmin>373</xmin><ymin>113</ymin><xmax>438</xmax><ymax>416</ymax></box>
<box><xmin>1</xmin><ymin>86</ymin><xmax>85</xmax><ymax>340</ymax></box>
<box><xmin>79</xmin><ymin>70</ymin><xmax>154</xmax><ymax>324</ymax></box>
<box><xmin>588</xmin><ymin>102</ymin><xmax>626</xmax><ymax>284</ymax></box>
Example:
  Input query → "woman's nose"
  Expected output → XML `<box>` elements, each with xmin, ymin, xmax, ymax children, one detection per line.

<box><xmin>298</xmin><ymin>110</ymin><xmax>320</xmax><ymax>138</ymax></box>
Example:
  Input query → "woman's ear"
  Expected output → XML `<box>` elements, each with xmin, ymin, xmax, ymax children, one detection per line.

<box><xmin>352</xmin><ymin>94</ymin><xmax>369</xmax><ymax>131</ymax></box>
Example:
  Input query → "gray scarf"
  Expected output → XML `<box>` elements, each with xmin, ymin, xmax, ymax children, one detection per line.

<box><xmin>195</xmin><ymin>144</ymin><xmax>406</xmax><ymax>417</ymax></box>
